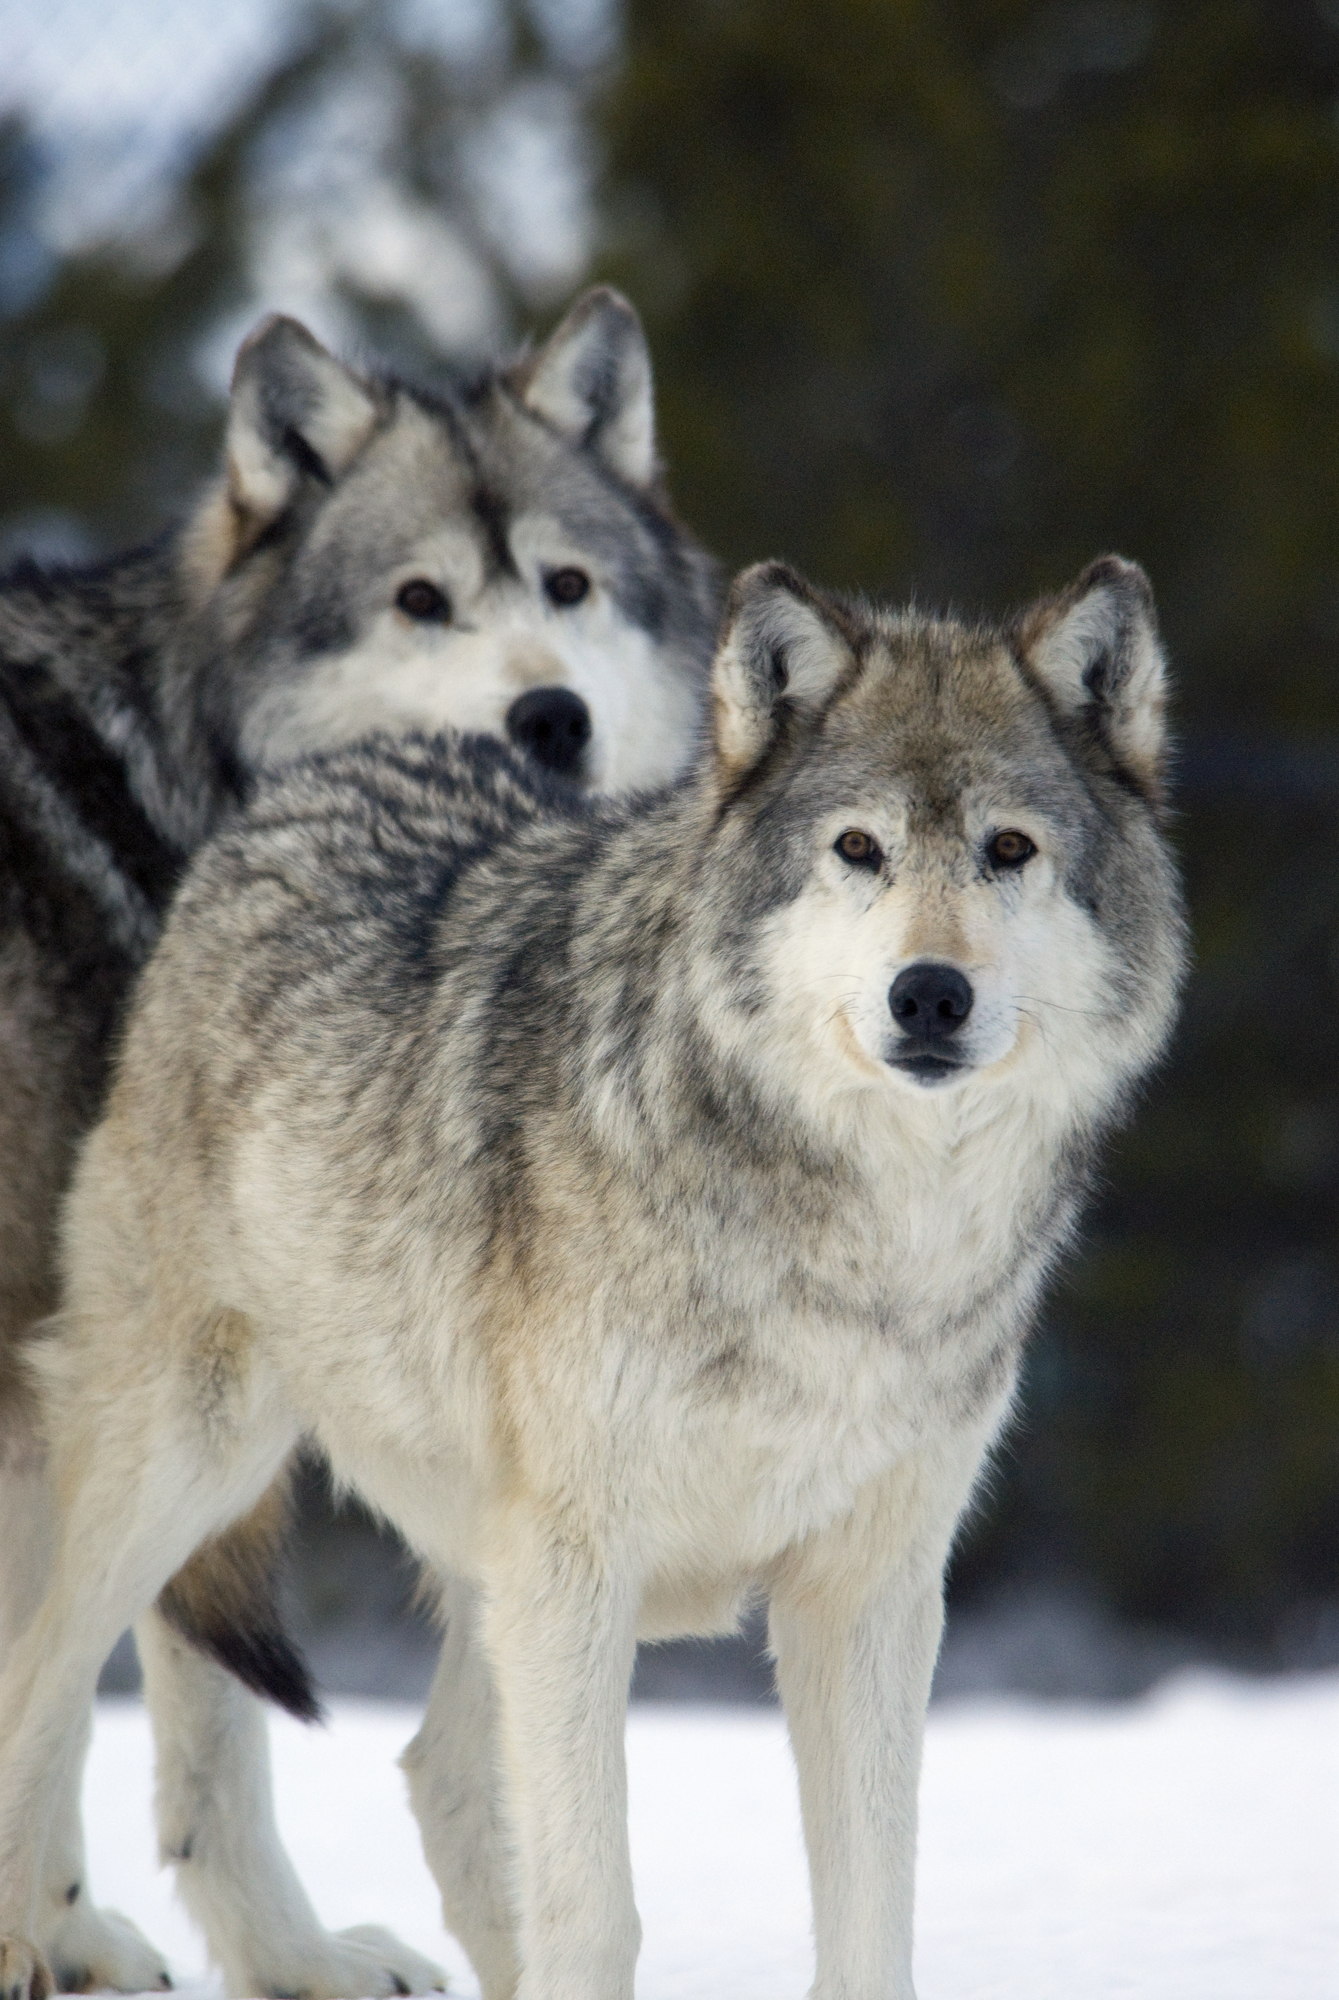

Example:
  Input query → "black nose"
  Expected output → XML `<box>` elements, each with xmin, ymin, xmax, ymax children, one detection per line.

<box><xmin>889</xmin><ymin>962</ymin><xmax>974</xmax><ymax>1042</ymax></box>
<box><xmin>506</xmin><ymin>686</ymin><xmax>592</xmax><ymax>777</ymax></box>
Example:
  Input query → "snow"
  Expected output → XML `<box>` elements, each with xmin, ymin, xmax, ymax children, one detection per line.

<box><xmin>84</xmin><ymin>1675</ymin><xmax>1338</xmax><ymax>2000</ymax></box>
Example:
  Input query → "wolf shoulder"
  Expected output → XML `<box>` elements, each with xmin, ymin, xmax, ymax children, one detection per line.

<box><xmin>141</xmin><ymin>728</ymin><xmax>664</xmax><ymax>1061</ymax></box>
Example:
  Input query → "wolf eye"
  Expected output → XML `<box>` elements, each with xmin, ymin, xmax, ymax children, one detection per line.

<box><xmin>544</xmin><ymin>566</ymin><xmax>591</xmax><ymax>607</ymax></box>
<box><xmin>836</xmin><ymin>829</ymin><xmax>881</xmax><ymax>869</ymax></box>
<box><xmin>396</xmin><ymin>578</ymin><xmax>451</xmax><ymax>622</ymax></box>
<box><xmin>988</xmin><ymin>830</ymin><xmax>1036</xmax><ymax>869</ymax></box>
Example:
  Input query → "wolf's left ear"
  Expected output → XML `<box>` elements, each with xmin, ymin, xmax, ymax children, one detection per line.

<box><xmin>712</xmin><ymin>563</ymin><xmax>854</xmax><ymax>780</ymax></box>
<box><xmin>1016</xmin><ymin>556</ymin><xmax>1169</xmax><ymax>800</ymax></box>
<box><xmin>224</xmin><ymin>317</ymin><xmax>382</xmax><ymax>550</ymax></box>
<box><xmin>515</xmin><ymin>287</ymin><xmax>656</xmax><ymax>487</ymax></box>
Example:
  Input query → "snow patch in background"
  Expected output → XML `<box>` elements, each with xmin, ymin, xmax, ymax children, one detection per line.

<box><xmin>0</xmin><ymin>0</ymin><xmax>601</xmax><ymax>367</ymax></box>
<box><xmin>85</xmin><ymin>1676</ymin><xmax>1338</xmax><ymax>2000</ymax></box>
<box><xmin>0</xmin><ymin>0</ymin><xmax>307</xmax><ymax>251</ymax></box>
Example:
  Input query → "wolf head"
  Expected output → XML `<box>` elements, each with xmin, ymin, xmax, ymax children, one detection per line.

<box><xmin>180</xmin><ymin>289</ymin><xmax>716</xmax><ymax>792</ymax></box>
<box><xmin>698</xmin><ymin>560</ymin><xmax>1187</xmax><ymax>1129</ymax></box>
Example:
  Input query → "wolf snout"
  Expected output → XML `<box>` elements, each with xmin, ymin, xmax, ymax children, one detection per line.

<box><xmin>889</xmin><ymin>962</ymin><xmax>974</xmax><ymax>1041</ymax></box>
<box><xmin>506</xmin><ymin>686</ymin><xmax>592</xmax><ymax>777</ymax></box>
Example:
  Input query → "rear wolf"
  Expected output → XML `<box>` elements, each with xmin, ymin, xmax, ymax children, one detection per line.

<box><xmin>0</xmin><ymin>287</ymin><xmax>715</xmax><ymax>1996</ymax></box>
<box><xmin>0</xmin><ymin>557</ymin><xmax>1186</xmax><ymax>2000</ymax></box>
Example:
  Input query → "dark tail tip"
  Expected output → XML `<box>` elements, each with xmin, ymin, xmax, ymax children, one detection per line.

<box><xmin>156</xmin><ymin>1475</ymin><xmax>324</xmax><ymax>1723</ymax></box>
<box><xmin>187</xmin><ymin>1611</ymin><xmax>324</xmax><ymax>1724</ymax></box>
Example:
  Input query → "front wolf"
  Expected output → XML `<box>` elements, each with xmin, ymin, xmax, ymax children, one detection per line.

<box><xmin>0</xmin><ymin>558</ymin><xmax>1186</xmax><ymax>2000</ymax></box>
<box><xmin>0</xmin><ymin>288</ymin><xmax>714</xmax><ymax>1996</ymax></box>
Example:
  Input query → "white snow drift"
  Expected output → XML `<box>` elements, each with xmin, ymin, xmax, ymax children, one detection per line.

<box><xmin>83</xmin><ymin>1673</ymin><xmax>1337</xmax><ymax>2000</ymax></box>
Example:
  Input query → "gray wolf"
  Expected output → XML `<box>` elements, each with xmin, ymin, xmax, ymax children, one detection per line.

<box><xmin>0</xmin><ymin>554</ymin><xmax>1185</xmax><ymax>2000</ymax></box>
<box><xmin>0</xmin><ymin>287</ymin><xmax>715</xmax><ymax>1996</ymax></box>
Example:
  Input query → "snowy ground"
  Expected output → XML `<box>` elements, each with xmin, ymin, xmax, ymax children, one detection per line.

<box><xmin>83</xmin><ymin>1674</ymin><xmax>1337</xmax><ymax>2000</ymax></box>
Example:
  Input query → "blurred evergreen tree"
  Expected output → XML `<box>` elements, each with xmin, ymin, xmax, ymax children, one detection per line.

<box><xmin>0</xmin><ymin>0</ymin><xmax>593</xmax><ymax>554</ymax></box>
<box><xmin>594</xmin><ymin>0</ymin><xmax>1339</xmax><ymax>1654</ymax></box>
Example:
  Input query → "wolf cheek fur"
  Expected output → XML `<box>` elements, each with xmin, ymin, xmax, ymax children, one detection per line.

<box><xmin>0</xmin><ymin>287</ymin><xmax>715</xmax><ymax>1998</ymax></box>
<box><xmin>0</xmin><ymin>558</ymin><xmax>1187</xmax><ymax>2000</ymax></box>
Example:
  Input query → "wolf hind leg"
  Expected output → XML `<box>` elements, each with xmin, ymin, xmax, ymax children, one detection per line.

<box><xmin>137</xmin><ymin>1606</ymin><xmax>444</xmax><ymax>2000</ymax></box>
<box><xmin>0</xmin><ymin>1347</ymin><xmax>298</xmax><ymax>2000</ymax></box>
<box><xmin>401</xmin><ymin>1573</ymin><xmax>518</xmax><ymax>2000</ymax></box>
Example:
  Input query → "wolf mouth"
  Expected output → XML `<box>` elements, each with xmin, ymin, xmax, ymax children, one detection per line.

<box><xmin>888</xmin><ymin>1052</ymin><xmax>969</xmax><ymax>1085</ymax></box>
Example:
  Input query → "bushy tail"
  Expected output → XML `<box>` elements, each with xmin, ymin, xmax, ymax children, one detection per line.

<box><xmin>156</xmin><ymin>1473</ymin><xmax>323</xmax><ymax>1722</ymax></box>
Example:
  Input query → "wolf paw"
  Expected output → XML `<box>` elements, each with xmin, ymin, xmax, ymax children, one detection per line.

<box><xmin>41</xmin><ymin>1900</ymin><xmax>171</xmax><ymax>1994</ymax></box>
<box><xmin>330</xmin><ymin>1927</ymin><xmax>444</xmax><ymax>1996</ymax></box>
<box><xmin>0</xmin><ymin>1935</ymin><xmax>53</xmax><ymax>2000</ymax></box>
<box><xmin>246</xmin><ymin>1926</ymin><xmax>444</xmax><ymax>1999</ymax></box>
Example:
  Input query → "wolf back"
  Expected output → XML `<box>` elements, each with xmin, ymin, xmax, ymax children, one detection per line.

<box><xmin>0</xmin><ymin>557</ymin><xmax>1187</xmax><ymax>2000</ymax></box>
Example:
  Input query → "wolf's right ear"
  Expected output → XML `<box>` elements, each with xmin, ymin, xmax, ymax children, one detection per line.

<box><xmin>515</xmin><ymin>287</ymin><xmax>657</xmax><ymax>487</ymax></box>
<box><xmin>711</xmin><ymin>563</ymin><xmax>853</xmax><ymax>780</ymax></box>
<box><xmin>221</xmin><ymin>317</ymin><xmax>381</xmax><ymax>556</ymax></box>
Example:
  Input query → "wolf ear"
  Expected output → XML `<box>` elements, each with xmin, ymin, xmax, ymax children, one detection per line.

<box><xmin>516</xmin><ymin>286</ymin><xmax>657</xmax><ymax>487</ymax></box>
<box><xmin>712</xmin><ymin>563</ymin><xmax>853</xmax><ymax>780</ymax></box>
<box><xmin>1016</xmin><ymin>556</ymin><xmax>1170</xmax><ymax>799</ymax></box>
<box><xmin>224</xmin><ymin>316</ymin><xmax>381</xmax><ymax>549</ymax></box>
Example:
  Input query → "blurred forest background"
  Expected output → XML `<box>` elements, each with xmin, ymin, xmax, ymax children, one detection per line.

<box><xmin>3</xmin><ymin>0</ymin><xmax>1338</xmax><ymax>1697</ymax></box>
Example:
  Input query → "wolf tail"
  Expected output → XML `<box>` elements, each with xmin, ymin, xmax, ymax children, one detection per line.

<box><xmin>156</xmin><ymin>1471</ymin><xmax>323</xmax><ymax>1722</ymax></box>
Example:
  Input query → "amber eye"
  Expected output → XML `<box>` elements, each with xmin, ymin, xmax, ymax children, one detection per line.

<box><xmin>396</xmin><ymin>578</ymin><xmax>451</xmax><ymax>622</ymax></box>
<box><xmin>835</xmin><ymin>828</ymin><xmax>882</xmax><ymax>869</ymax></box>
<box><xmin>988</xmin><ymin>829</ymin><xmax>1036</xmax><ymax>869</ymax></box>
<box><xmin>544</xmin><ymin>566</ymin><xmax>591</xmax><ymax>607</ymax></box>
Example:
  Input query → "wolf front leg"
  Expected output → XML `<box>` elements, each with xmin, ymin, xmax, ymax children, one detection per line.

<box><xmin>0</xmin><ymin>1525</ymin><xmax>230</xmax><ymax>2000</ymax></box>
<box><xmin>0</xmin><ymin>1330</ymin><xmax>299</xmax><ymax>2000</ymax></box>
<box><xmin>0</xmin><ymin>1429</ymin><xmax>53</xmax><ymax>1665</ymax></box>
<box><xmin>30</xmin><ymin>1709</ymin><xmax>171</xmax><ymax>1994</ymax></box>
<box><xmin>402</xmin><ymin>1573</ymin><xmax>518</xmax><ymax>2000</ymax></box>
<box><xmin>136</xmin><ymin>1607</ymin><xmax>445</xmax><ymax>1999</ymax></box>
<box><xmin>769</xmin><ymin>1443</ymin><xmax>987</xmax><ymax>2000</ymax></box>
<box><xmin>0</xmin><ymin>1436</ymin><xmax>171</xmax><ymax>1993</ymax></box>
<box><xmin>473</xmin><ymin>1519</ymin><xmax>640</xmax><ymax>2000</ymax></box>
